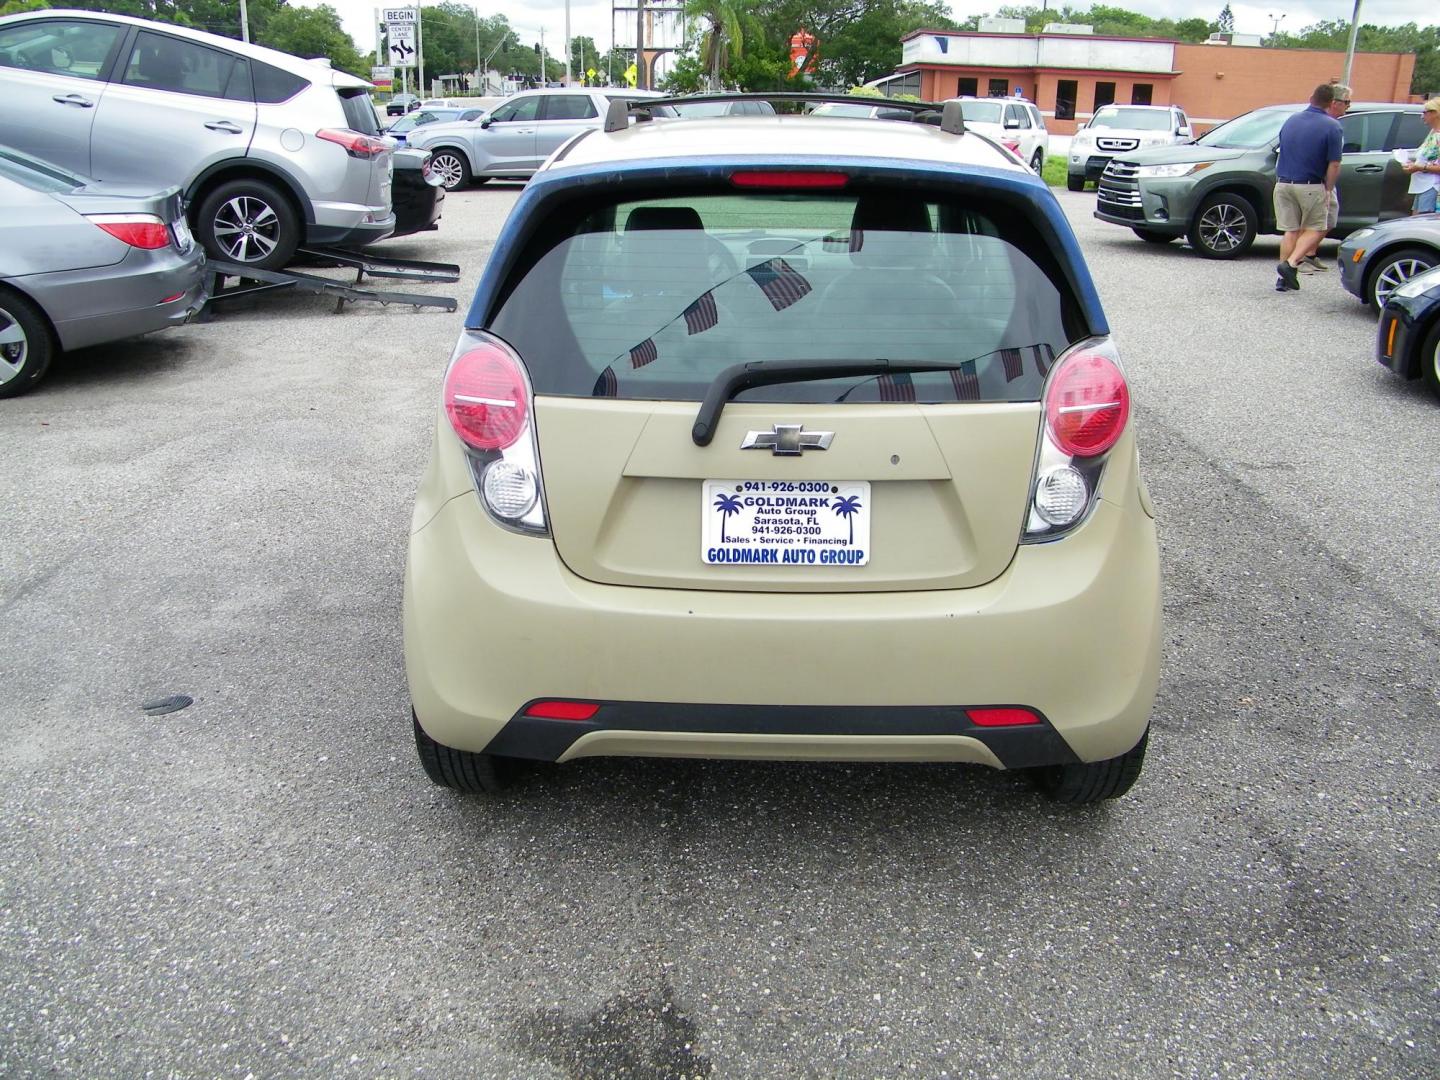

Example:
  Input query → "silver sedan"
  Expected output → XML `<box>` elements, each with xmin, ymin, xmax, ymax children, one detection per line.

<box><xmin>0</xmin><ymin>146</ymin><xmax>206</xmax><ymax>397</ymax></box>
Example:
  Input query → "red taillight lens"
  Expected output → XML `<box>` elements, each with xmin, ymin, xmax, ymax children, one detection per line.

<box><xmin>316</xmin><ymin>128</ymin><xmax>389</xmax><ymax>157</ymax></box>
<box><xmin>966</xmin><ymin>707</ymin><xmax>1041</xmax><ymax>727</ymax></box>
<box><xmin>1045</xmin><ymin>351</ymin><xmax>1130</xmax><ymax>457</ymax></box>
<box><xmin>730</xmin><ymin>170</ymin><xmax>848</xmax><ymax>189</ymax></box>
<box><xmin>444</xmin><ymin>343</ymin><xmax>529</xmax><ymax>451</ymax></box>
<box><xmin>525</xmin><ymin>701</ymin><xmax>600</xmax><ymax>721</ymax></box>
<box><xmin>88</xmin><ymin>214</ymin><xmax>170</xmax><ymax>250</ymax></box>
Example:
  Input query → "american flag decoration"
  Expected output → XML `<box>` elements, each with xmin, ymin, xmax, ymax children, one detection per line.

<box><xmin>629</xmin><ymin>337</ymin><xmax>658</xmax><ymax>369</ymax></box>
<box><xmin>593</xmin><ymin>365</ymin><xmax>619</xmax><ymax>397</ymax></box>
<box><xmin>746</xmin><ymin>258</ymin><xmax>812</xmax><ymax>311</ymax></box>
<box><xmin>950</xmin><ymin>362</ymin><xmax>980</xmax><ymax>401</ymax></box>
<box><xmin>683</xmin><ymin>292</ymin><xmax>719</xmax><ymax>335</ymax></box>
<box><xmin>1001</xmin><ymin>347</ymin><xmax>1024</xmax><ymax>382</ymax></box>
<box><xmin>877</xmin><ymin>372</ymin><xmax>915</xmax><ymax>402</ymax></box>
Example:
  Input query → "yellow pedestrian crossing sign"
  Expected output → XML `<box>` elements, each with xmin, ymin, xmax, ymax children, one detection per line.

<box><xmin>624</xmin><ymin>63</ymin><xmax>637</xmax><ymax>87</ymax></box>
<box><xmin>587</xmin><ymin>67</ymin><xmax>597</xmax><ymax>81</ymax></box>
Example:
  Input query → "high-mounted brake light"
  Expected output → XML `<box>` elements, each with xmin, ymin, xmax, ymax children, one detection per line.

<box><xmin>1045</xmin><ymin>351</ymin><xmax>1130</xmax><ymax>458</ymax></box>
<box><xmin>87</xmin><ymin>214</ymin><xmax>170</xmax><ymax>250</ymax></box>
<box><xmin>730</xmin><ymin>170</ymin><xmax>848</xmax><ymax>190</ymax></box>
<box><xmin>444</xmin><ymin>344</ymin><xmax>530</xmax><ymax>451</ymax></box>
<box><xmin>525</xmin><ymin>701</ymin><xmax>600</xmax><ymax>721</ymax></box>
<box><xmin>316</xmin><ymin>128</ymin><xmax>389</xmax><ymax>158</ymax></box>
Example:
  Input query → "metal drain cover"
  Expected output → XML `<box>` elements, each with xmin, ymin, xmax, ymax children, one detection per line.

<box><xmin>140</xmin><ymin>694</ymin><xmax>193</xmax><ymax>716</ymax></box>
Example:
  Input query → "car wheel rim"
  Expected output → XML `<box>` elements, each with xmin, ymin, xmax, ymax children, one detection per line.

<box><xmin>212</xmin><ymin>195</ymin><xmax>280</xmax><ymax>263</ymax></box>
<box><xmin>0</xmin><ymin>309</ymin><xmax>27</xmax><ymax>385</ymax></box>
<box><xmin>1199</xmin><ymin>203</ymin><xmax>1246</xmax><ymax>251</ymax></box>
<box><xmin>1375</xmin><ymin>258</ymin><xmax>1432</xmax><ymax>306</ymax></box>
<box><xmin>432</xmin><ymin>155</ymin><xmax>464</xmax><ymax>189</ymax></box>
<box><xmin>1031</xmin><ymin>152</ymin><xmax>1042</xmax><ymax>172</ymax></box>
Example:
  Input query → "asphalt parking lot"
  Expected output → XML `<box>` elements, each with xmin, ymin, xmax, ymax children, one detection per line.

<box><xmin>3</xmin><ymin>184</ymin><xmax>1437</xmax><ymax>1078</ymax></box>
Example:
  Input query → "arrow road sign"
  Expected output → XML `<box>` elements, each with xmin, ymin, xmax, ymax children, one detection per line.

<box><xmin>387</xmin><ymin>22</ymin><xmax>416</xmax><ymax>68</ymax></box>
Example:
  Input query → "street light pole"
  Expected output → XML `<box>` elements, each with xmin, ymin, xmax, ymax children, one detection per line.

<box><xmin>1342</xmin><ymin>0</ymin><xmax>1362</xmax><ymax>89</ymax></box>
<box><xmin>239</xmin><ymin>0</ymin><xmax>250</xmax><ymax>42</ymax></box>
<box><xmin>636</xmin><ymin>0</ymin><xmax>646</xmax><ymax>90</ymax></box>
<box><xmin>564</xmin><ymin>0</ymin><xmax>572</xmax><ymax>85</ymax></box>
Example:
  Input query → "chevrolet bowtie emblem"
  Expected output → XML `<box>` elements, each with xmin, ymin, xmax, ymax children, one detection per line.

<box><xmin>740</xmin><ymin>424</ymin><xmax>834</xmax><ymax>455</ymax></box>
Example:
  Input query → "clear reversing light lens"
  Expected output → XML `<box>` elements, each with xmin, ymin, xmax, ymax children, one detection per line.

<box><xmin>1034</xmin><ymin>466</ymin><xmax>1088</xmax><ymax>525</ymax></box>
<box><xmin>482</xmin><ymin>460</ymin><xmax>538</xmax><ymax>519</ymax></box>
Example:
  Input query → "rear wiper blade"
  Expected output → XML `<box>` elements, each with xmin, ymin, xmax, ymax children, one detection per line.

<box><xmin>692</xmin><ymin>359</ymin><xmax>975</xmax><ymax>446</ymax></box>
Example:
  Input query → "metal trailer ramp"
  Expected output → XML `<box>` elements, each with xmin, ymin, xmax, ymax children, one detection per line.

<box><xmin>205</xmin><ymin>247</ymin><xmax>461</xmax><ymax>315</ymax></box>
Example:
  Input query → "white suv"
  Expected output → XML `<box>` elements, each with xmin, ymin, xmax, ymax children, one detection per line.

<box><xmin>1067</xmin><ymin>104</ymin><xmax>1191</xmax><ymax>191</ymax></box>
<box><xmin>944</xmin><ymin>98</ymin><xmax>1049</xmax><ymax>173</ymax></box>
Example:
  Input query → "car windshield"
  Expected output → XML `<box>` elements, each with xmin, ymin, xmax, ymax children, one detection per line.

<box><xmin>1089</xmin><ymin>108</ymin><xmax>1172</xmax><ymax>131</ymax></box>
<box><xmin>489</xmin><ymin>187</ymin><xmax>1077</xmax><ymax>404</ymax></box>
<box><xmin>1197</xmin><ymin>107</ymin><xmax>1295</xmax><ymax>148</ymax></box>
<box><xmin>0</xmin><ymin>147</ymin><xmax>84</xmax><ymax>192</ymax></box>
<box><xmin>958</xmin><ymin>101</ymin><xmax>1004</xmax><ymax>124</ymax></box>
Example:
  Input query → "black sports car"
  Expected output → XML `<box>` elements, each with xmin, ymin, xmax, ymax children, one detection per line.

<box><xmin>1375</xmin><ymin>264</ymin><xmax>1440</xmax><ymax>401</ymax></box>
<box><xmin>391</xmin><ymin>148</ymin><xmax>445</xmax><ymax>238</ymax></box>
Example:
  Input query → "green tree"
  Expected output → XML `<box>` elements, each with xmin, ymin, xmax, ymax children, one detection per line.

<box><xmin>684</xmin><ymin>0</ymin><xmax>750</xmax><ymax>90</ymax></box>
<box><xmin>259</xmin><ymin>5</ymin><xmax>362</xmax><ymax>75</ymax></box>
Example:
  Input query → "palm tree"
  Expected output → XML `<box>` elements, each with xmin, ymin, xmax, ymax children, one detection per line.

<box><xmin>713</xmin><ymin>492</ymin><xmax>743</xmax><ymax>541</ymax></box>
<box><xmin>684</xmin><ymin>0</ymin><xmax>745</xmax><ymax>91</ymax></box>
<box><xmin>831</xmin><ymin>495</ymin><xmax>862</xmax><ymax>545</ymax></box>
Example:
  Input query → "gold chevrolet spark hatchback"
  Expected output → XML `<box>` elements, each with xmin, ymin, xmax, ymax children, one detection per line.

<box><xmin>404</xmin><ymin>96</ymin><xmax>1162</xmax><ymax>803</ymax></box>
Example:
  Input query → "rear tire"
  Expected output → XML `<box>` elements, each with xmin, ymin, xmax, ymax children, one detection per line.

<box><xmin>428</xmin><ymin>150</ymin><xmax>472</xmax><ymax>191</ymax></box>
<box><xmin>194</xmin><ymin>178</ymin><xmax>299</xmax><ymax>271</ymax></box>
<box><xmin>1187</xmin><ymin>192</ymin><xmax>1256</xmax><ymax>259</ymax></box>
<box><xmin>1029</xmin><ymin>728</ymin><xmax>1148</xmax><ymax>804</ymax></box>
<box><xmin>1066</xmin><ymin>174</ymin><xmax>1085</xmax><ymax>192</ymax></box>
<box><xmin>0</xmin><ymin>287</ymin><xmax>54</xmax><ymax>399</ymax></box>
<box><xmin>1133</xmin><ymin>229</ymin><xmax>1174</xmax><ymax>245</ymax></box>
<box><xmin>412</xmin><ymin>711</ymin><xmax>520</xmax><ymax>794</ymax></box>
<box><xmin>1365</xmin><ymin>245</ymin><xmax>1438</xmax><ymax>309</ymax></box>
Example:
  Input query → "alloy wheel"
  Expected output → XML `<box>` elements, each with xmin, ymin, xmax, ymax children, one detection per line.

<box><xmin>1198</xmin><ymin>203</ymin><xmax>1247</xmax><ymax>253</ymax></box>
<box><xmin>1374</xmin><ymin>258</ymin><xmax>1432</xmax><ymax>308</ymax></box>
<box><xmin>212</xmin><ymin>195</ymin><xmax>280</xmax><ymax>263</ymax></box>
<box><xmin>0</xmin><ymin>307</ymin><xmax>28</xmax><ymax>388</ymax></box>
<box><xmin>432</xmin><ymin>153</ymin><xmax>466</xmax><ymax>190</ymax></box>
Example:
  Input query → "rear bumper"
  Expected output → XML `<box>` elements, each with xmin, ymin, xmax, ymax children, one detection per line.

<box><xmin>306</xmin><ymin>202</ymin><xmax>396</xmax><ymax>249</ymax></box>
<box><xmin>404</xmin><ymin>492</ymin><xmax>1162</xmax><ymax>768</ymax></box>
<box><xmin>19</xmin><ymin>246</ymin><xmax>207</xmax><ymax>352</ymax></box>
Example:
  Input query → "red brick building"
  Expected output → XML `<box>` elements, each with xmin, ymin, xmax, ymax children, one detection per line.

<box><xmin>892</xmin><ymin>26</ymin><xmax>1416</xmax><ymax>134</ymax></box>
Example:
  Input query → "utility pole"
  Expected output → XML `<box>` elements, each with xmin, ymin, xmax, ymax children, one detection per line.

<box><xmin>564</xmin><ymin>0</ymin><xmax>572</xmax><ymax>85</ymax></box>
<box><xmin>239</xmin><ymin>0</ymin><xmax>250</xmax><ymax>41</ymax></box>
<box><xmin>418</xmin><ymin>4</ymin><xmax>426</xmax><ymax>98</ymax></box>
<box><xmin>474</xmin><ymin>6</ymin><xmax>481</xmax><ymax>90</ymax></box>
<box><xmin>1342</xmin><ymin>0</ymin><xmax>1362</xmax><ymax>89</ymax></box>
<box><xmin>540</xmin><ymin>26</ymin><xmax>546</xmax><ymax>85</ymax></box>
<box><xmin>636</xmin><ymin>0</ymin><xmax>646</xmax><ymax>90</ymax></box>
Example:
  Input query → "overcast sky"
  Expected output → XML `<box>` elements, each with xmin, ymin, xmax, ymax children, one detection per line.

<box><xmin>308</xmin><ymin>1</ymin><xmax>1433</xmax><ymax>74</ymax></box>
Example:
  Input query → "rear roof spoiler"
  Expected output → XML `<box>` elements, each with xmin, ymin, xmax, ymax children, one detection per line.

<box><xmin>603</xmin><ymin>92</ymin><xmax>965</xmax><ymax>135</ymax></box>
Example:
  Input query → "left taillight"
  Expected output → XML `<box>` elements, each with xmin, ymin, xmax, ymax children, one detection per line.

<box><xmin>316</xmin><ymin>128</ymin><xmax>389</xmax><ymax>158</ymax></box>
<box><xmin>442</xmin><ymin>332</ymin><xmax>548</xmax><ymax>536</ymax></box>
<box><xmin>1023</xmin><ymin>337</ymin><xmax>1130</xmax><ymax>543</ymax></box>
<box><xmin>87</xmin><ymin>214</ymin><xmax>170</xmax><ymax>250</ymax></box>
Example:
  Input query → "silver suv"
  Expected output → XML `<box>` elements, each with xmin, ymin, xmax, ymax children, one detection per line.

<box><xmin>410</xmin><ymin>88</ymin><xmax>665</xmax><ymax>191</ymax></box>
<box><xmin>0</xmin><ymin>10</ymin><xmax>394</xmax><ymax>269</ymax></box>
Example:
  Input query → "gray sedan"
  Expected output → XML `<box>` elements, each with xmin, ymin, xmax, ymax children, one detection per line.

<box><xmin>0</xmin><ymin>147</ymin><xmax>206</xmax><ymax>397</ymax></box>
<box><xmin>1338</xmin><ymin>214</ymin><xmax>1440</xmax><ymax>309</ymax></box>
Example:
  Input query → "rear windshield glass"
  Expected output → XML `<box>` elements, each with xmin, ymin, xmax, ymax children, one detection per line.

<box><xmin>1089</xmin><ymin>108</ymin><xmax>1172</xmax><ymax>131</ymax></box>
<box><xmin>340</xmin><ymin>88</ymin><xmax>380</xmax><ymax>134</ymax></box>
<box><xmin>489</xmin><ymin>188</ymin><xmax>1077</xmax><ymax>404</ymax></box>
<box><xmin>958</xmin><ymin>101</ymin><xmax>1004</xmax><ymax>124</ymax></box>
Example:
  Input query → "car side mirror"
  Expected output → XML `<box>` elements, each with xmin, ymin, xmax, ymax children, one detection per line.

<box><xmin>480</xmin><ymin>117</ymin><xmax>494</xmax><ymax>128</ymax></box>
<box><xmin>1178</xmin><ymin>126</ymin><xmax>1191</xmax><ymax>138</ymax></box>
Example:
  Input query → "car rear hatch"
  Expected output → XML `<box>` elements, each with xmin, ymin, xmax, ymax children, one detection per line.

<box><xmin>334</xmin><ymin>80</ymin><xmax>393</xmax><ymax>209</ymax></box>
<box><xmin>484</xmin><ymin>168</ymin><xmax>1094</xmax><ymax>593</ymax></box>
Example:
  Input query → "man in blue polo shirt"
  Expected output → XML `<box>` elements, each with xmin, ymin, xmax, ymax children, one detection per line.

<box><xmin>1273</xmin><ymin>84</ymin><xmax>1344</xmax><ymax>291</ymax></box>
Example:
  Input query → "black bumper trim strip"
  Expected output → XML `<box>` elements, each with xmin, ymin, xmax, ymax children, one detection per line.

<box><xmin>484</xmin><ymin>701</ymin><xmax>1080</xmax><ymax>770</ymax></box>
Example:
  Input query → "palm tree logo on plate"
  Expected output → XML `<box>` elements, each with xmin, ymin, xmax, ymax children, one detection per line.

<box><xmin>713</xmin><ymin>492</ymin><xmax>743</xmax><ymax>542</ymax></box>
<box><xmin>831</xmin><ymin>494</ymin><xmax>863</xmax><ymax>544</ymax></box>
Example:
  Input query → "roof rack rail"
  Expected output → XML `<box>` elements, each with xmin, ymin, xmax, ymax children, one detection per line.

<box><xmin>602</xmin><ymin>92</ymin><xmax>962</xmax><ymax>134</ymax></box>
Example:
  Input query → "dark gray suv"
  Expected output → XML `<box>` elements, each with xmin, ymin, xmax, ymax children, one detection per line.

<box><xmin>1094</xmin><ymin>102</ymin><xmax>1425</xmax><ymax>259</ymax></box>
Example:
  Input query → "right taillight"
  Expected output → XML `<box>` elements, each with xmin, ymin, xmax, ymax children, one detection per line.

<box><xmin>316</xmin><ymin>128</ymin><xmax>390</xmax><ymax>158</ymax></box>
<box><xmin>1024</xmin><ymin>338</ymin><xmax>1130</xmax><ymax>543</ymax></box>
<box><xmin>442</xmin><ymin>333</ymin><xmax>548</xmax><ymax>535</ymax></box>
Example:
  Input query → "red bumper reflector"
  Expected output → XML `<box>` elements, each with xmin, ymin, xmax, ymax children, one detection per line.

<box><xmin>731</xmin><ymin>170</ymin><xmax>848</xmax><ymax>189</ymax></box>
<box><xmin>524</xmin><ymin>701</ymin><xmax>600</xmax><ymax>721</ymax></box>
<box><xmin>160</xmin><ymin>292</ymin><xmax>185</xmax><ymax>304</ymax></box>
<box><xmin>966</xmin><ymin>707</ymin><xmax>1041</xmax><ymax>727</ymax></box>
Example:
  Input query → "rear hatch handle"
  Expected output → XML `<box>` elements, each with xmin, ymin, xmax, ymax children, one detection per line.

<box><xmin>692</xmin><ymin>359</ymin><xmax>980</xmax><ymax>446</ymax></box>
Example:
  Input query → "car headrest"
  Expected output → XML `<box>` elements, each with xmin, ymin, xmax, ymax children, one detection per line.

<box><xmin>850</xmin><ymin>195</ymin><xmax>933</xmax><ymax>235</ymax></box>
<box><xmin>625</xmin><ymin>206</ymin><xmax>705</xmax><ymax>232</ymax></box>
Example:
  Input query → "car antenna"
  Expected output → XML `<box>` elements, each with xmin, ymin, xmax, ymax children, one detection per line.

<box><xmin>940</xmin><ymin>100</ymin><xmax>966</xmax><ymax>135</ymax></box>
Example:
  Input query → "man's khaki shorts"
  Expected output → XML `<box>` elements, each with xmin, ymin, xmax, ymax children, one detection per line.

<box><xmin>1274</xmin><ymin>182</ymin><xmax>1330</xmax><ymax>232</ymax></box>
<box><xmin>1326</xmin><ymin>190</ymin><xmax>1340</xmax><ymax>231</ymax></box>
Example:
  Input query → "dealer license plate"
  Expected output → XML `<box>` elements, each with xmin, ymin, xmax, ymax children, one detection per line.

<box><xmin>171</xmin><ymin>217</ymin><xmax>193</xmax><ymax>254</ymax></box>
<box><xmin>702</xmin><ymin>481</ymin><xmax>870</xmax><ymax>567</ymax></box>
